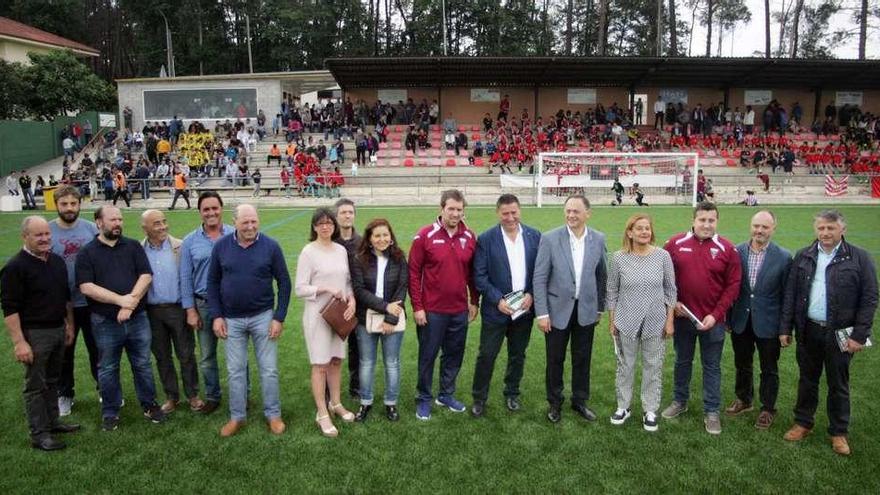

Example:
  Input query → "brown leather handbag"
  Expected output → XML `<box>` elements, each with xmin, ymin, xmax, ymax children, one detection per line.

<box><xmin>320</xmin><ymin>296</ymin><xmax>357</xmax><ymax>340</ymax></box>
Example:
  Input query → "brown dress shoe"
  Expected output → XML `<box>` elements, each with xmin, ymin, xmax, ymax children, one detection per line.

<box><xmin>724</xmin><ymin>399</ymin><xmax>754</xmax><ymax>416</ymax></box>
<box><xmin>189</xmin><ymin>397</ymin><xmax>206</xmax><ymax>412</ymax></box>
<box><xmin>831</xmin><ymin>436</ymin><xmax>851</xmax><ymax>456</ymax></box>
<box><xmin>783</xmin><ymin>424</ymin><xmax>812</xmax><ymax>441</ymax></box>
<box><xmin>268</xmin><ymin>417</ymin><xmax>286</xmax><ymax>435</ymax></box>
<box><xmin>220</xmin><ymin>420</ymin><xmax>245</xmax><ymax>437</ymax></box>
<box><xmin>755</xmin><ymin>410</ymin><xmax>775</xmax><ymax>430</ymax></box>
<box><xmin>160</xmin><ymin>400</ymin><xmax>179</xmax><ymax>414</ymax></box>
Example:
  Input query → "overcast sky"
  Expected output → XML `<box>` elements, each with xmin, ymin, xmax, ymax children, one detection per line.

<box><xmin>686</xmin><ymin>0</ymin><xmax>878</xmax><ymax>59</ymax></box>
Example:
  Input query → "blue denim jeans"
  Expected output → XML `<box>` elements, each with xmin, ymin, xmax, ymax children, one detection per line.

<box><xmin>91</xmin><ymin>311</ymin><xmax>158</xmax><ymax>419</ymax></box>
<box><xmin>356</xmin><ymin>325</ymin><xmax>404</xmax><ymax>406</ymax></box>
<box><xmin>224</xmin><ymin>309</ymin><xmax>280</xmax><ymax>421</ymax></box>
<box><xmin>416</xmin><ymin>311</ymin><xmax>468</xmax><ymax>403</ymax></box>
<box><xmin>195</xmin><ymin>299</ymin><xmax>221</xmax><ymax>402</ymax></box>
<box><xmin>672</xmin><ymin>319</ymin><xmax>725</xmax><ymax>413</ymax></box>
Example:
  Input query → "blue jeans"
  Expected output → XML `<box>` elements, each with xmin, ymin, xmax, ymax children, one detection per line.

<box><xmin>416</xmin><ymin>311</ymin><xmax>468</xmax><ymax>403</ymax></box>
<box><xmin>195</xmin><ymin>299</ymin><xmax>222</xmax><ymax>402</ymax></box>
<box><xmin>91</xmin><ymin>311</ymin><xmax>158</xmax><ymax>419</ymax></box>
<box><xmin>224</xmin><ymin>309</ymin><xmax>280</xmax><ymax>421</ymax></box>
<box><xmin>356</xmin><ymin>325</ymin><xmax>404</xmax><ymax>406</ymax></box>
<box><xmin>672</xmin><ymin>319</ymin><xmax>725</xmax><ymax>413</ymax></box>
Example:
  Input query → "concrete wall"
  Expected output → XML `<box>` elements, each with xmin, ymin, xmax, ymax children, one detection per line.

<box><xmin>117</xmin><ymin>78</ymin><xmax>283</xmax><ymax>131</ymax></box>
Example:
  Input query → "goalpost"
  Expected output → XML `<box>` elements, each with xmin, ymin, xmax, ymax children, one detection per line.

<box><xmin>527</xmin><ymin>152</ymin><xmax>700</xmax><ymax>207</ymax></box>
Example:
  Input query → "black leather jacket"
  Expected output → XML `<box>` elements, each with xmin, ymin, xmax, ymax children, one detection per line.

<box><xmin>781</xmin><ymin>238</ymin><xmax>878</xmax><ymax>343</ymax></box>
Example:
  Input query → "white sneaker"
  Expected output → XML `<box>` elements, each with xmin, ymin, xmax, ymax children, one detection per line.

<box><xmin>58</xmin><ymin>396</ymin><xmax>74</xmax><ymax>417</ymax></box>
<box><xmin>610</xmin><ymin>408</ymin><xmax>631</xmax><ymax>425</ymax></box>
<box><xmin>643</xmin><ymin>412</ymin><xmax>659</xmax><ymax>432</ymax></box>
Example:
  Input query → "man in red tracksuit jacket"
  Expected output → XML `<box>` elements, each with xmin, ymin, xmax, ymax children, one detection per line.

<box><xmin>661</xmin><ymin>201</ymin><xmax>742</xmax><ymax>436</ymax></box>
<box><xmin>409</xmin><ymin>189</ymin><xmax>479</xmax><ymax>421</ymax></box>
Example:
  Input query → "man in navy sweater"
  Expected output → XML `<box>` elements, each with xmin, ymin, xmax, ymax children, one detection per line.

<box><xmin>207</xmin><ymin>204</ymin><xmax>291</xmax><ymax>437</ymax></box>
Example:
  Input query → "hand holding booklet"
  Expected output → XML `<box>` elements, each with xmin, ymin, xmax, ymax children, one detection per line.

<box><xmin>679</xmin><ymin>304</ymin><xmax>706</xmax><ymax>330</ymax></box>
<box><xmin>834</xmin><ymin>327</ymin><xmax>873</xmax><ymax>353</ymax></box>
<box><xmin>503</xmin><ymin>290</ymin><xmax>529</xmax><ymax>321</ymax></box>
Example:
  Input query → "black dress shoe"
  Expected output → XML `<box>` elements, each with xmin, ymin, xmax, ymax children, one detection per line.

<box><xmin>385</xmin><ymin>405</ymin><xmax>400</xmax><ymax>421</ymax></box>
<box><xmin>571</xmin><ymin>403</ymin><xmax>597</xmax><ymax>421</ymax></box>
<box><xmin>506</xmin><ymin>397</ymin><xmax>521</xmax><ymax>412</ymax></box>
<box><xmin>31</xmin><ymin>435</ymin><xmax>66</xmax><ymax>451</ymax></box>
<box><xmin>471</xmin><ymin>401</ymin><xmax>485</xmax><ymax>418</ymax></box>
<box><xmin>355</xmin><ymin>404</ymin><xmax>372</xmax><ymax>422</ymax></box>
<box><xmin>51</xmin><ymin>422</ymin><xmax>81</xmax><ymax>434</ymax></box>
<box><xmin>547</xmin><ymin>405</ymin><xmax>562</xmax><ymax>423</ymax></box>
<box><xmin>200</xmin><ymin>400</ymin><xmax>220</xmax><ymax>415</ymax></box>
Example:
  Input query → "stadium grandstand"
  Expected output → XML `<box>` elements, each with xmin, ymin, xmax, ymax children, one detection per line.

<box><xmin>32</xmin><ymin>56</ymin><xmax>880</xmax><ymax>208</ymax></box>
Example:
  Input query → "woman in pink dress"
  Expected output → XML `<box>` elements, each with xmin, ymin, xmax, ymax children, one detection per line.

<box><xmin>295</xmin><ymin>207</ymin><xmax>356</xmax><ymax>437</ymax></box>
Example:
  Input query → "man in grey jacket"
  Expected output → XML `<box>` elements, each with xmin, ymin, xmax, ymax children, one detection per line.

<box><xmin>533</xmin><ymin>195</ymin><xmax>607</xmax><ymax>424</ymax></box>
<box><xmin>725</xmin><ymin>210</ymin><xmax>791</xmax><ymax>430</ymax></box>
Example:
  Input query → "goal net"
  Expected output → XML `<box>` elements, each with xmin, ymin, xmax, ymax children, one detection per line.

<box><xmin>504</xmin><ymin>152</ymin><xmax>699</xmax><ymax>207</ymax></box>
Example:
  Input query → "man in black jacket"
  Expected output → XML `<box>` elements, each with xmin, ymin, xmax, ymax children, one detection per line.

<box><xmin>780</xmin><ymin>209</ymin><xmax>878</xmax><ymax>456</ymax></box>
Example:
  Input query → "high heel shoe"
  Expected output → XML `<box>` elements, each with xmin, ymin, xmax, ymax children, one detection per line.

<box><xmin>328</xmin><ymin>402</ymin><xmax>356</xmax><ymax>423</ymax></box>
<box><xmin>315</xmin><ymin>412</ymin><xmax>338</xmax><ymax>438</ymax></box>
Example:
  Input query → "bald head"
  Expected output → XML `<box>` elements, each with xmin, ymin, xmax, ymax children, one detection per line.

<box><xmin>233</xmin><ymin>204</ymin><xmax>259</xmax><ymax>243</ymax></box>
<box><xmin>141</xmin><ymin>209</ymin><xmax>168</xmax><ymax>244</ymax></box>
<box><xmin>21</xmin><ymin>216</ymin><xmax>51</xmax><ymax>257</ymax></box>
<box><xmin>749</xmin><ymin>210</ymin><xmax>777</xmax><ymax>248</ymax></box>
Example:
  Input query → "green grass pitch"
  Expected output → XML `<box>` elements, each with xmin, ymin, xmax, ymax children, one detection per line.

<box><xmin>0</xmin><ymin>204</ymin><xmax>877</xmax><ymax>493</ymax></box>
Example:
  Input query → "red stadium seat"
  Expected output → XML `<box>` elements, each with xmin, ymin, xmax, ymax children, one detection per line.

<box><xmin>430</xmin><ymin>125</ymin><xmax>440</xmax><ymax>132</ymax></box>
<box><xmin>474</xmin><ymin>158</ymin><xmax>484</xmax><ymax>167</ymax></box>
<box><xmin>403</xmin><ymin>158</ymin><xmax>414</xmax><ymax>167</ymax></box>
<box><xmin>605</xmin><ymin>141</ymin><xmax>615</xmax><ymax>149</ymax></box>
<box><xmin>726</xmin><ymin>158</ymin><xmax>737</xmax><ymax>167</ymax></box>
<box><xmin>458</xmin><ymin>125</ymin><xmax>467</xmax><ymax>132</ymax></box>
<box><xmin>446</xmin><ymin>158</ymin><xmax>456</xmax><ymax>167</ymax></box>
<box><xmin>394</xmin><ymin>125</ymin><xmax>403</xmax><ymax>133</ymax></box>
<box><xmin>405</xmin><ymin>150</ymin><xmax>414</xmax><ymax>157</ymax></box>
<box><xmin>720</xmin><ymin>150</ymin><xmax>729</xmax><ymax>158</ymax></box>
<box><xmin>471</xmin><ymin>133</ymin><xmax>481</xmax><ymax>141</ymax></box>
<box><xmin>471</xmin><ymin>125</ymin><xmax>480</xmax><ymax>132</ymax></box>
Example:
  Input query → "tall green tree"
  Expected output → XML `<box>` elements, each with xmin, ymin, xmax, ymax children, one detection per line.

<box><xmin>0</xmin><ymin>60</ymin><xmax>28</xmax><ymax>120</ymax></box>
<box><xmin>22</xmin><ymin>50</ymin><xmax>116</xmax><ymax>120</ymax></box>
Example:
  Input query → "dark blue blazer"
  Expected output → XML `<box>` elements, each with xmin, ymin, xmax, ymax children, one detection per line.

<box><xmin>474</xmin><ymin>223</ymin><xmax>541</xmax><ymax>325</ymax></box>
<box><xmin>728</xmin><ymin>241</ymin><xmax>792</xmax><ymax>339</ymax></box>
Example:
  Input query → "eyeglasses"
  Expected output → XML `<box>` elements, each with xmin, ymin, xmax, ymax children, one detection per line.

<box><xmin>315</xmin><ymin>221</ymin><xmax>334</xmax><ymax>227</ymax></box>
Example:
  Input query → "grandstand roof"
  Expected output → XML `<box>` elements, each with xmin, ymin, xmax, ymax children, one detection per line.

<box><xmin>325</xmin><ymin>57</ymin><xmax>880</xmax><ymax>90</ymax></box>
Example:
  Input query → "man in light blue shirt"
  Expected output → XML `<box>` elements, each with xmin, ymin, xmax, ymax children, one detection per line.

<box><xmin>179</xmin><ymin>192</ymin><xmax>235</xmax><ymax>415</ymax></box>
<box><xmin>781</xmin><ymin>209</ymin><xmax>879</xmax><ymax>456</ymax></box>
<box><xmin>141</xmin><ymin>210</ymin><xmax>202</xmax><ymax>415</ymax></box>
<box><xmin>806</xmin><ymin>241</ymin><xmax>840</xmax><ymax>323</ymax></box>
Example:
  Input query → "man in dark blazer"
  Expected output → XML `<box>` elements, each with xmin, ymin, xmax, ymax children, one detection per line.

<box><xmin>725</xmin><ymin>210</ymin><xmax>791</xmax><ymax>430</ymax></box>
<box><xmin>533</xmin><ymin>195</ymin><xmax>607</xmax><ymax>423</ymax></box>
<box><xmin>470</xmin><ymin>194</ymin><xmax>541</xmax><ymax>417</ymax></box>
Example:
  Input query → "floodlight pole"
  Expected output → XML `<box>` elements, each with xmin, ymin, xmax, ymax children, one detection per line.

<box><xmin>246</xmin><ymin>14</ymin><xmax>254</xmax><ymax>73</ymax></box>
<box><xmin>158</xmin><ymin>10</ymin><xmax>175</xmax><ymax>77</ymax></box>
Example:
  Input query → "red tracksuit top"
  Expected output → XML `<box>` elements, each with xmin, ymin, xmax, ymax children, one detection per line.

<box><xmin>664</xmin><ymin>231</ymin><xmax>742</xmax><ymax>323</ymax></box>
<box><xmin>408</xmin><ymin>218</ymin><xmax>479</xmax><ymax>315</ymax></box>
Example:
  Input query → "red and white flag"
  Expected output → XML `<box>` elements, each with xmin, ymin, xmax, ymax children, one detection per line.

<box><xmin>824</xmin><ymin>175</ymin><xmax>849</xmax><ymax>196</ymax></box>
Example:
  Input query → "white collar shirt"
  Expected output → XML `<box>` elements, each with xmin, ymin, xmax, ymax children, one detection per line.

<box><xmin>502</xmin><ymin>225</ymin><xmax>527</xmax><ymax>293</ymax></box>
<box><xmin>567</xmin><ymin>226</ymin><xmax>587</xmax><ymax>295</ymax></box>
